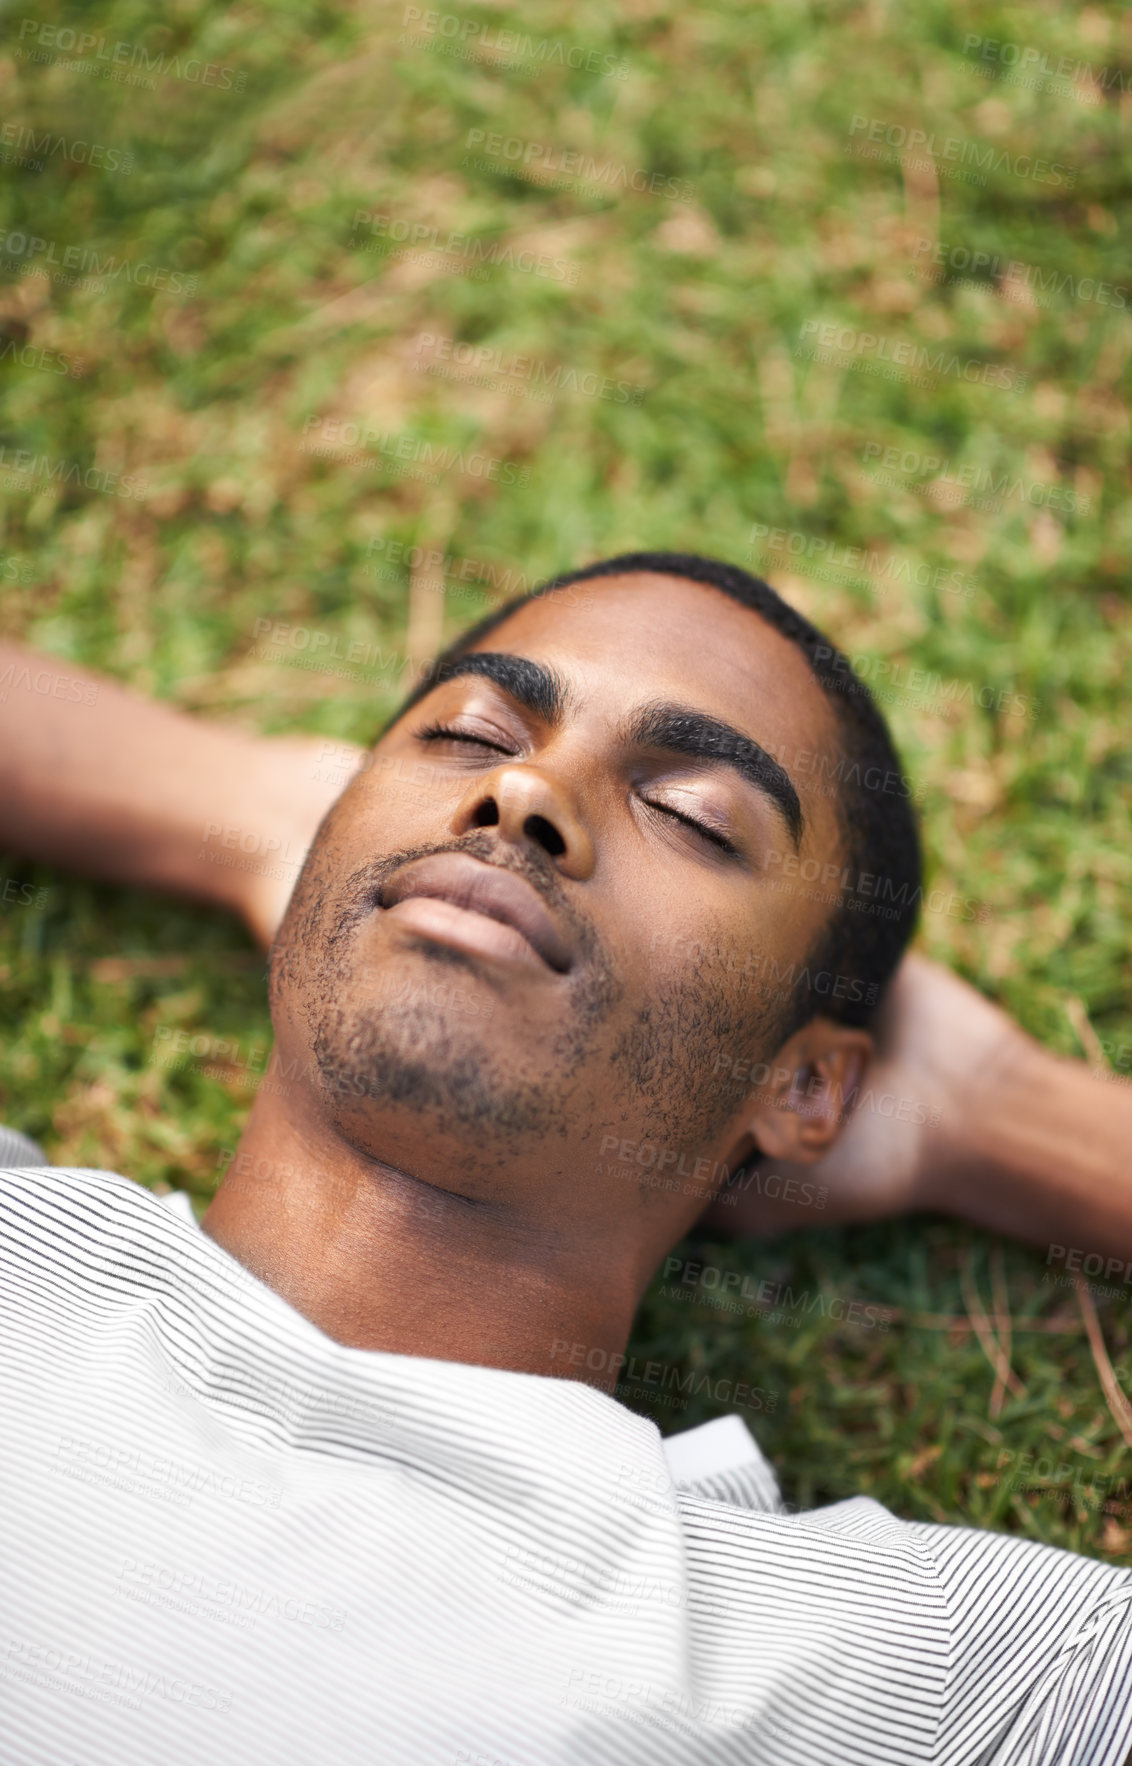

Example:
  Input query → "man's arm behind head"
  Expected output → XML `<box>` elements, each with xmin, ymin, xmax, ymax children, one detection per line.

<box><xmin>0</xmin><ymin>641</ymin><xmax>365</xmax><ymax>947</ymax></box>
<box><xmin>700</xmin><ymin>952</ymin><xmax>1132</xmax><ymax>1265</ymax></box>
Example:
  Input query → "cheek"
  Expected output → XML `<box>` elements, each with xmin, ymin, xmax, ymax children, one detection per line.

<box><xmin>358</xmin><ymin>752</ymin><xmax>469</xmax><ymax>835</ymax></box>
<box><xmin>640</xmin><ymin>906</ymin><xmax>759</xmax><ymax>990</ymax></box>
<box><xmin>609</xmin><ymin>951</ymin><xmax>780</xmax><ymax>1155</ymax></box>
<box><xmin>649</xmin><ymin>905</ymin><xmax>812</xmax><ymax>1044</ymax></box>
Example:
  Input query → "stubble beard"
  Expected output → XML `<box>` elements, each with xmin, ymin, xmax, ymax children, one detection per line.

<box><xmin>273</xmin><ymin>826</ymin><xmax>791</xmax><ymax>1179</ymax></box>
<box><xmin>275</xmin><ymin>830</ymin><xmax>622</xmax><ymax>1157</ymax></box>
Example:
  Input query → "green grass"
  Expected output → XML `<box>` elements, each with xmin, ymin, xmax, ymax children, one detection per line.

<box><xmin>1</xmin><ymin>0</ymin><xmax>1130</xmax><ymax>1561</ymax></box>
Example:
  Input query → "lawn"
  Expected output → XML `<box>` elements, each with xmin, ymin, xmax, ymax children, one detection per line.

<box><xmin>1</xmin><ymin>0</ymin><xmax>1130</xmax><ymax>1561</ymax></box>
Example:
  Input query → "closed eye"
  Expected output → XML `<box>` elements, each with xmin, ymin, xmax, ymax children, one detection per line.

<box><xmin>644</xmin><ymin>799</ymin><xmax>737</xmax><ymax>855</ymax></box>
<box><xmin>417</xmin><ymin>722</ymin><xmax>517</xmax><ymax>756</ymax></box>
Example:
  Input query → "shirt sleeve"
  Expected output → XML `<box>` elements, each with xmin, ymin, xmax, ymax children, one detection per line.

<box><xmin>908</xmin><ymin>1516</ymin><xmax>1132</xmax><ymax>1766</ymax></box>
<box><xmin>0</xmin><ymin>1124</ymin><xmax>51</xmax><ymax>1167</ymax></box>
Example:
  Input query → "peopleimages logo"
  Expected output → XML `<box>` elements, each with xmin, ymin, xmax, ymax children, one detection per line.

<box><xmin>994</xmin><ymin>1449</ymin><xmax>1132</xmax><ymax>1514</ymax></box>
<box><xmin>0</xmin><ymin>659</ymin><xmax>99</xmax><ymax>705</ymax></box>
<box><xmin>860</xmin><ymin>442</ymin><xmax>1089</xmax><ymax>516</ymax></box>
<box><xmin>0</xmin><ymin>123</ymin><xmax>134</xmax><ymax>174</ymax></box>
<box><xmin>54</xmin><ymin>1433</ymin><xmax>282</xmax><ymax>1509</ymax></box>
<box><xmin>660</xmin><ymin>1256</ymin><xmax>893</xmax><ymax>1329</ymax></box>
<box><xmin>0</xmin><ymin>446</ymin><xmax>148</xmax><ymax>501</ymax></box>
<box><xmin>847</xmin><ymin>114</ymin><xmax>1076</xmax><ymax>187</ymax></box>
<box><xmin>116</xmin><ymin>1557</ymin><xmax>347</xmax><ymax>1631</ymax></box>
<box><xmin>798</xmin><ymin>319</ymin><xmax>1026</xmax><ymax>391</ymax></box>
<box><xmin>364</xmin><ymin>537</ymin><xmax>562</xmax><ymax>604</ymax></box>
<box><xmin>0</xmin><ymin>338</ymin><xmax>83</xmax><ymax>378</ymax></box>
<box><xmin>15</xmin><ymin>19</ymin><xmax>247</xmax><ymax>91</ymax></box>
<box><xmin>749</xmin><ymin>522</ymin><xmax>976</xmax><ymax>600</ymax></box>
<box><xmin>648</xmin><ymin>930</ymin><xmax>881</xmax><ymax>1005</ymax></box>
<box><xmin>911</xmin><ymin>238</ymin><xmax>1128</xmax><ymax>313</ymax></box>
<box><xmin>961</xmin><ymin>34</ymin><xmax>1129</xmax><ymax>101</ymax></box>
<box><xmin>0</xmin><ymin>879</ymin><xmax>50</xmax><ymax>910</ymax></box>
<box><xmin>812</xmin><ymin>643</ymin><xmax>1039</xmax><ymax>721</ymax></box>
<box><xmin>711</xmin><ymin>1051</ymin><xmax>942</xmax><ymax>1128</ymax></box>
<box><xmin>549</xmin><ymin>1339</ymin><xmax>777</xmax><ymax>1412</ymax></box>
<box><xmin>400</xmin><ymin>7</ymin><xmax>629</xmax><ymax>79</ymax></box>
<box><xmin>300</xmin><ymin>418</ymin><xmax>530</xmax><ymax>487</ymax></box>
<box><xmin>3</xmin><ymin>1640</ymin><xmax>234</xmax><ymax>1715</ymax></box>
<box><xmin>1044</xmin><ymin>1243</ymin><xmax>1132</xmax><ymax>1298</ymax></box>
<box><xmin>246</xmin><ymin>618</ymin><xmax>413</xmax><ymax>687</ymax></box>
<box><xmin>462</xmin><ymin>129</ymin><xmax>694</xmax><ymax>200</ymax></box>
<box><xmin>412</xmin><ymin>333</ymin><xmax>645</xmax><ymax>406</ymax></box>
<box><xmin>0</xmin><ymin>228</ymin><xmax>199</xmax><ymax>295</ymax></box>
<box><xmin>350</xmin><ymin>212</ymin><xmax>580</xmax><ymax>285</ymax></box>
<box><xmin>760</xmin><ymin>848</ymin><xmax>989</xmax><ymax>924</ymax></box>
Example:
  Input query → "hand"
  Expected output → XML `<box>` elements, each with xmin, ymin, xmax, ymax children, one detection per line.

<box><xmin>700</xmin><ymin>952</ymin><xmax>1027</xmax><ymax>1238</ymax></box>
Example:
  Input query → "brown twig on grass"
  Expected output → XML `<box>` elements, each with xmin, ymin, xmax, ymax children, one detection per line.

<box><xmin>960</xmin><ymin>1252</ymin><xmax>1027</xmax><ymax>1412</ymax></box>
<box><xmin>1075</xmin><ymin>1279</ymin><xmax>1132</xmax><ymax>1453</ymax></box>
<box><xmin>988</xmin><ymin>1245</ymin><xmax>1013</xmax><ymax>1419</ymax></box>
<box><xmin>1064</xmin><ymin>994</ymin><xmax>1108</xmax><ymax>1072</ymax></box>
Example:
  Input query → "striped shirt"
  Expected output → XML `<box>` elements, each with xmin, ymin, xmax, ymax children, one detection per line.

<box><xmin>2</xmin><ymin>1164</ymin><xmax>1131</xmax><ymax>1766</ymax></box>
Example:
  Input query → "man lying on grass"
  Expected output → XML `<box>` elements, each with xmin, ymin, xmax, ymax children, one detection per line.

<box><xmin>1</xmin><ymin>552</ymin><xmax>1130</xmax><ymax>1766</ymax></box>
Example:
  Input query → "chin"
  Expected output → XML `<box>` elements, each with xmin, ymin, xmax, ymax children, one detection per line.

<box><xmin>311</xmin><ymin>993</ymin><xmax>566</xmax><ymax>1146</ymax></box>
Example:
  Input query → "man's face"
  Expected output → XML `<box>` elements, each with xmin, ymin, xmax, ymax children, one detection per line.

<box><xmin>270</xmin><ymin>572</ymin><xmax>847</xmax><ymax>1240</ymax></box>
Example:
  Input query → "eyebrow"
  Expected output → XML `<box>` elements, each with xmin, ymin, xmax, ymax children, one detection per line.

<box><xmin>627</xmin><ymin>702</ymin><xmax>804</xmax><ymax>848</ymax></box>
<box><xmin>427</xmin><ymin>653</ymin><xmax>804</xmax><ymax>848</ymax></box>
<box><xmin>430</xmin><ymin>652</ymin><xmax>571</xmax><ymax>725</ymax></box>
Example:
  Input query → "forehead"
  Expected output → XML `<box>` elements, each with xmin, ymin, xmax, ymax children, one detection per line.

<box><xmin>471</xmin><ymin>570</ymin><xmax>842</xmax><ymax>765</ymax></box>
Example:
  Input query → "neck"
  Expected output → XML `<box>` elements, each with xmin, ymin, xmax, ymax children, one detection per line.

<box><xmin>200</xmin><ymin>1086</ymin><xmax>643</xmax><ymax>1389</ymax></box>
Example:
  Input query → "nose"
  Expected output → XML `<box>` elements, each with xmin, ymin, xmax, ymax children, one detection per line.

<box><xmin>452</xmin><ymin>763</ymin><xmax>595</xmax><ymax>880</ymax></box>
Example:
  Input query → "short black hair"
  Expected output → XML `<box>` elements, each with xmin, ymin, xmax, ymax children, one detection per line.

<box><xmin>393</xmin><ymin>550</ymin><xmax>922</xmax><ymax>1031</ymax></box>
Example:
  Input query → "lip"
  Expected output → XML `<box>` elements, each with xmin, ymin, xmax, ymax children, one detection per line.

<box><xmin>379</xmin><ymin>853</ymin><xmax>573</xmax><ymax>973</ymax></box>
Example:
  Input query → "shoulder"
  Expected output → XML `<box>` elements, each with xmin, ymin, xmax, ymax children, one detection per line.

<box><xmin>676</xmin><ymin>1494</ymin><xmax>953</xmax><ymax>1756</ymax></box>
<box><xmin>0</xmin><ymin>1161</ymin><xmax>153</xmax><ymax>1222</ymax></box>
<box><xmin>0</xmin><ymin>1163</ymin><xmax>186</xmax><ymax>1289</ymax></box>
<box><xmin>904</xmin><ymin>1511</ymin><xmax>1132</xmax><ymax>1652</ymax></box>
<box><xmin>681</xmin><ymin>1490</ymin><xmax>956</xmax><ymax>1623</ymax></box>
<box><xmin>902</xmin><ymin>1513</ymin><xmax>1132</xmax><ymax>1765</ymax></box>
<box><xmin>678</xmin><ymin>1492</ymin><xmax>1132</xmax><ymax>1763</ymax></box>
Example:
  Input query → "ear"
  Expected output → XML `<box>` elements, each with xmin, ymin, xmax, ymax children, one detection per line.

<box><xmin>729</xmin><ymin>1017</ymin><xmax>873</xmax><ymax>1165</ymax></box>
